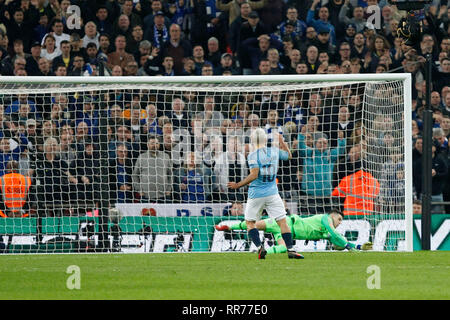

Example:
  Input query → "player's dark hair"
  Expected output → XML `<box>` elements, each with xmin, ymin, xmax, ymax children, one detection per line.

<box><xmin>330</xmin><ymin>209</ymin><xmax>344</xmax><ymax>218</ymax></box>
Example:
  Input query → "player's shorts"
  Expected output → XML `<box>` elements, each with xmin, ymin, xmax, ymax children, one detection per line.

<box><xmin>244</xmin><ymin>193</ymin><xmax>286</xmax><ymax>222</ymax></box>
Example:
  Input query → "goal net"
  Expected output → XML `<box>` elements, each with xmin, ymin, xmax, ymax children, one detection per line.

<box><xmin>0</xmin><ymin>75</ymin><xmax>412</xmax><ymax>253</ymax></box>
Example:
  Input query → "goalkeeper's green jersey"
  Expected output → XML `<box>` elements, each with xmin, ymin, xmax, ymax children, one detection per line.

<box><xmin>271</xmin><ymin>214</ymin><xmax>355</xmax><ymax>249</ymax></box>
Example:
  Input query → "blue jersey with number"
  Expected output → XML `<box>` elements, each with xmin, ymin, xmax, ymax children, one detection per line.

<box><xmin>247</xmin><ymin>147</ymin><xmax>289</xmax><ymax>199</ymax></box>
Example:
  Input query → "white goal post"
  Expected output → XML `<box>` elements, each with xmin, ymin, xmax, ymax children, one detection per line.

<box><xmin>0</xmin><ymin>74</ymin><xmax>413</xmax><ymax>253</ymax></box>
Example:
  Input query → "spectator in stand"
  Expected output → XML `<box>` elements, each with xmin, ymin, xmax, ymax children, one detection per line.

<box><xmin>226</xmin><ymin>201</ymin><xmax>244</xmax><ymax>216</ymax></box>
<box><xmin>166</xmin><ymin>97</ymin><xmax>190</xmax><ymax>129</ymax></box>
<box><xmin>67</xmin><ymin>54</ymin><xmax>85</xmax><ymax>76</ymax></box>
<box><xmin>350</xmin><ymin>57</ymin><xmax>361</xmax><ymax>74</ymax></box>
<box><xmin>132</xmin><ymin>135</ymin><xmax>173</xmax><ymax>203</ymax></box>
<box><xmin>201</xmin><ymin>95</ymin><xmax>224</xmax><ymax>130</ymax></box>
<box><xmin>34</xmin><ymin>12</ymin><xmax>49</xmax><ymax>43</ymax></box>
<box><xmin>339</xmin><ymin>1</ymin><xmax>366</xmax><ymax>33</ymax></box>
<box><xmin>40</xmin><ymin>34</ymin><xmax>60</xmax><ymax>62</ymax></box>
<box><xmin>256</xmin><ymin>58</ymin><xmax>272</xmax><ymax>75</ymax></box>
<box><xmin>228</xmin><ymin>2</ymin><xmax>252</xmax><ymax>56</ymax></box>
<box><xmin>279</xmin><ymin>93</ymin><xmax>305</xmax><ymax>127</ymax></box>
<box><xmin>125</xmin><ymin>103</ymin><xmax>146</xmax><ymax>149</ymax></box>
<box><xmin>176</xmin><ymin>151</ymin><xmax>209</xmax><ymax>203</ymax></box>
<box><xmin>267</xmin><ymin>48</ymin><xmax>284</xmax><ymax>74</ymax></box>
<box><xmin>121</xmin><ymin>0</ymin><xmax>143</xmax><ymax>28</ymax></box>
<box><xmin>124</xmin><ymin>60</ymin><xmax>139</xmax><ymax>76</ymax></box>
<box><xmin>160</xmin><ymin>23</ymin><xmax>193</xmax><ymax>75</ymax></box>
<box><xmin>200</xmin><ymin>62</ymin><xmax>214</xmax><ymax>75</ymax></box>
<box><xmin>3</xmin><ymin>56</ymin><xmax>26</xmax><ymax>76</ymax></box>
<box><xmin>433</xmin><ymin>127</ymin><xmax>449</xmax><ymax>157</ymax></box>
<box><xmin>143</xmin><ymin>104</ymin><xmax>161</xmax><ymax>136</ymax></box>
<box><xmin>333</xmin><ymin>142</ymin><xmax>362</xmax><ymax>188</ymax></box>
<box><xmin>108</xmin><ymin>142</ymin><xmax>134</xmax><ymax>203</ymax></box>
<box><xmin>108</xmin><ymin>123</ymin><xmax>140</xmax><ymax>161</ymax></box>
<box><xmin>241</xmin><ymin>34</ymin><xmax>282</xmax><ymax>74</ymax></box>
<box><xmin>192</xmin><ymin>45</ymin><xmax>210</xmax><ymax>75</ymax></box>
<box><xmin>75</xmin><ymin>96</ymin><xmax>99</xmax><ymax>138</ymax></box>
<box><xmin>315</xmin><ymin>27</ymin><xmax>336</xmax><ymax>57</ymax></box>
<box><xmin>297</xmin><ymin>128</ymin><xmax>346</xmax><ymax>214</ymax></box>
<box><xmin>213</xmin><ymin>135</ymin><xmax>247</xmax><ymax>202</ymax></box>
<box><xmin>85</xmin><ymin>42</ymin><xmax>111</xmax><ymax>76</ymax></box>
<box><xmin>25</xmin><ymin>41</ymin><xmax>42</xmax><ymax>76</ymax></box>
<box><xmin>278</xmin><ymin>7</ymin><xmax>307</xmax><ymax>41</ymax></box>
<box><xmin>342</xmin><ymin>23</ymin><xmax>357</xmax><ymax>45</ymax></box>
<box><xmin>364</xmin><ymin>34</ymin><xmax>391</xmax><ymax>73</ymax></box>
<box><xmin>350</xmin><ymin>32</ymin><xmax>367</xmax><ymax>60</ymax></box>
<box><xmin>307</xmin><ymin>0</ymin><xmax>336</xmax><ymax>46</ymax></box>
<box><xmin>5</xmin><ymin>39</ymin><xmax>29</xmax><ymax>67</ymax></box>
<box><xmin>127</xmin><ymin>25</ymin><xmax>145</xmax><ymax>58</ymax></box>
<box><xmin>74</xmin><ymin>121</ymin><xmax>91</xmax><ymax>153</ymax></box>
<box><xmin>265</xmin><ymin>109</ymin><xmax>284</xmax><ymax>145</ymax></box>
<box><xmin>2</xmin><ymin>7</ymin><xmax>39</xmax><ymax>53</ymax></box>
<box><xmin>41</xmin><ymin>19</ymin><xmax>70</xmax><ymax>49</ymax></box>
<box><xmin>143</xmin><ymin>44</ymin><xmax>162</xmax><ymax>76</ymax></box>
<box><xmin>413</xmin><ymin>199</ymin><xmax>422</xmax><ymax>215</ymax></box>
<box><xmin>35</xmin><ymin>137</ymin><xmax>76</xmax><ymax>212</ymax></box>
<box><xmin>214</xmin><ymin>52</ymin><xmax>240</xmax><ymax>75</ymax></box>
<box><xmin>37</xmin><ymin>57</ymin><xmax>53</xmax><ymax>76</ymax></box>
<box><xmin>98</xmin><ymin>34</ymin><xmax>111</xmax><ymax>61</ymax></box>
<box><xmin>238</xmin><ymin>11</ymin><xmax>271</xmax><ymax>74</ymax></box>
<box><xmin>283</xmin><ymin>48</ymin><xmax>301</xmax><ymax>74</ymax></box>
<box><xmin>0</xmin><ymin>31</ymin><xmax>8</xmax><ymax>53</ymax></box>
<box><xmin>111</xmin><ymin>65</ymin><xmax>123</xmax><ymax>76</ymax></box>
<box><xmin>141</xmin><ymin>0</ymin><xmax>167</xmax><ymax>31</ymax></box>
<box><xmin>52</xmin><ymin>40</ymin><xmax>72</xmax><ymax>72</ymax></box>
<box><xmin>69</xmin><ymin>138</ymin><xmax>101</xmax><ymax>203</ymax></box>
<box><xmin>206</xmin><ymin>37</ymin><xmax>222</xmax><ymax>70</ymax></box>
<box><xmin>340</xmin><ymin>60</ymin><xmax>352</xmax><ymax>74</ymax></box>
<box><xmin>335</xmin><ymin>41</ymin><xmax>352</xmax><ymax>65</ymax></box>
<box><xmin>304</xmin><ymin>45</ymin><xmax>319</xmax><ymax>74</ymax></box>
<box><xmin>305</xmin><ymin>91</ymin><xmax>331</xmax><ymax>133</ymax></box>
<box><xmin>329</xmin><ymin>106</ymin><xmax>354</xmax><ymax>147</ymax></box>
<box><xmin>217</xmin><ymin>0</ymin><xmax>268</xmax><ymax>27</ymax></box>
<box><xmin>69</xmin><ymin>33</ymin><xmax>86</xmax><ymax>61</ymax></box>
<box><xmin>294</xmin><ymin>62</ymin><xmax>308</xmax><ymax>74</ymax></box>
<box><xmin>111</xmin><ymin>14</ymin><xmax>133</xmax><ymax>46</ymax></box>
<box><xmin>107</xmin><ymin>35</ymin><xmax>135</xmax><ymax>71</ymax></box>
<box><xmin>59</xmin><ymin>131</ymin><xmax>76</xmax><ymax>169</ymax></box>
<box><xmin>82</xmin><ymin>22</ymin><xmax>100</xmax><ymax>49</ymax></box>
<box><xmin>434</xmin><ymin>58</ymin><xmax>450</xmax><ymax>94</ymax></box>
<box><xmin>189</xmin><ymin>0</ymin><xmax>223</xmax><ymax>51</ymax></box>
<box><xmin>25</xmin><ymin>118</ymin><xmax>38</xmax><ymax>153</ymax></box>
<box><xmin>93</xmin><ymin>6</ymin><xmax>114</xmax><ymax>37</ymax></box>
<box><xmin>413</xmin><ymin>140</ymin><xmax>448</xmax><ymax>214</ymax></box>
<box><xmin>144</xmin><ymin>11</ymin><xmax>169</xmax><ymax>48</ymax></box>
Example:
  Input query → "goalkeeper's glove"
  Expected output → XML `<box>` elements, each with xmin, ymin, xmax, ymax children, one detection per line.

<box><xmin>360</xmin><ymin>242</ymin><xmax>373</xmax><ymax>251</ymax></box>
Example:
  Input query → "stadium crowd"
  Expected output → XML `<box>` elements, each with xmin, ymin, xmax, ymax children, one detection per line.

<box><xmin>0</xmin><ymin>0</ymin><xmax>448</xmax><ymax>216</ymax></box>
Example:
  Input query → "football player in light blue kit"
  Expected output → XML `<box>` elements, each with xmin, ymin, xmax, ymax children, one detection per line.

<box><xmin>227</xmin><ymin>128</ymin><xmax>304</xmax><ymax>259</ymax></box>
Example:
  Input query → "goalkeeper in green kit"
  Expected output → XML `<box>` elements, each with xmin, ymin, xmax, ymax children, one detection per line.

<box><xmin>215</xmin><ymin>209</ymin><xmax>372</xmax><ymax>256</ymax></box>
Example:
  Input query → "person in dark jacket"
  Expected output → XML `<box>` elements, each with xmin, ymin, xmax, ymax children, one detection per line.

<box><xmin>108</xmin><ymin>142</ymin><xmax>134</xmax><ymax>204</ymax></box>
<box><xmin>413</xmin><ymin>140</ymin><xmax>448</xmax><ymax>213</ymax></box>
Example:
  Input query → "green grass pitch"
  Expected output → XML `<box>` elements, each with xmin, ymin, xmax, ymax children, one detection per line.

<box><xmin>0</xmin><ymin>252</ymin><xmax>449</xmax><ymax>300</ymax></box>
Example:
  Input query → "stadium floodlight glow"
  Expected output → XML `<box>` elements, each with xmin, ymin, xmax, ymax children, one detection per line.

<box><xmin>0</xmin><ymin>74</ymin><xmax>413</xmax><ymax>253</ymax></box>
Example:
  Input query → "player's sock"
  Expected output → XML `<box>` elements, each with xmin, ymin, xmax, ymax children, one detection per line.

<box><xmin>248</xmin><ymin>228</ymin><xmax>262</xmax><ymax>248</ymax></box>
<box><xmin>266</xmin><ymin>244</ymin><xmax>287</xmax><ymax>254</ymax></box>
<box><xmin>230</xmin><ymin>221</ymin><xmax>246</xmax><ymax>231</ymax></box>
<box><xmin>281</xmin><ymin>233</ymin><xmax>294</xmax><ymax>250</ymax></box>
